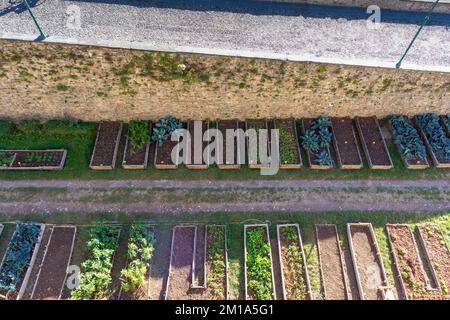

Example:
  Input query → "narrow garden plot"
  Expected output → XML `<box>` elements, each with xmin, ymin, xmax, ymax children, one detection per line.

<box><xmin>277</xmin><ymin>224</ymin><xmax>312</xmax><ymax>300</ymax></box>
<box><xmin>330</xmin><ymin>118</ymin><xmax>363</xmax><ymax>169</ymax></box>
<box><xmin>416</xmin><ymin>224</ymin><xmax>450</xmax><ymax>297</ymax></box>
<box><xmin>388</xmin><ymin>116</ymin><xmax>429</xmax><ymax>169</ymax></box>
<box><xmin>187</xmin><ymin>120</ymin><xmax>209</xmax><ymax>169</ymax></box>
<box><xmin>70</xmin><ymin>224</ymin><xmax>121</xmax><ymax>300</ymax></box>
<box><xmin>0</xmin><ymin>223</ymin><xmax>45</xmax><ymax>300</ymax></box>
<box><xmin>273</xmin><ymin>119</ymin><xmax>302</xmax><ymax>169</ymax></box>
<box><xmin>217</xmin><ymin>120</ymin><xmax>243</xmax><ymax>169</ymax></box>
<box><xmin>244</xmin><ymin>224</ymin><xmax>275</xmax><ymax>300</ymax></box>
<box><xmin>0</xmin><ymin>224</ymin><xmax>3</xmax><ymax>237</ymax></box>
<box><xmin>31</xmin><ymin>225</ymin><xmax>76</xmax><ymax>300</ymax></box>
<box><xmin>89</xmin><ymin>122</ymin><xmax>122</xmax><ymax>170</ymax></box>
<box><xmin>301</xmin><ymin>117</ymin><xmax>334</xmax><ymax>170</ymax></box>
<box><xmin>153</xmin><ymin>117</ymin><xmax>184</xmax><ymax>169</ymax></box>
<box><xmin>246</xmin><ymin>119</ymin><xmax>270</xmax><ymax>169</ymax></box>
<box><xmin>315</xmin><ymin>224</ymin><xmax>349</xmax><ymax>300</ymax></box>
<box><xmin>165</xmin><ymin>225</ymin><xmax>197</xmax><ymax>300</ymax></box>
<box><xmin>205</xmin><ymin>225</ymin><xmax>228</xmax><ymax>300</ymax></box>
<box><xmin>0</xmin><ymin>150</ymin><xmax>67</xmax><ymax>171</ymax></box>
<box><xmin>347</xmin><ymin>223</ymin><xmax>391</xmax><ymax>300</ymax></box>
<box><xmin>355</xmin><ymin>117</ymin><xmax>393</xmax><ymax>169</ymax></box>
<box><xmin>119</xmin><ymin>224</ymin><xmax>156</xmax><ymax>300</ymax></box>
<box><xmin>122</xmin><ymin>121</ymin><xmax>151</xmax><ymax>169</ymax></box>
<box><xmin>386</xmin><ymin>224</ymin><xmax>432</xmax><ymax>300</ymax></box>
<box><xmin>415</xmin><ymin>114</ymin><xmax>450</xmax><ymax>168</ymax></box>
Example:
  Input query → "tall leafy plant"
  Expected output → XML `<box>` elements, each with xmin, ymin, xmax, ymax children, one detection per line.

<box><xmin>417</xmin><ymin>113</ymin><xmax>450</xmax><ymax>160</ymax></box>
<box><xmin>128</xmin><ymin>121</ymin><xmax>150</xmax><ymax>153</ymax></box>
<box><xmin>389</xmin><ymin>115</ymin><xmax>426</xmax><ymax>161</ymax></box>
<box><xmin>151</xmin><ymin>116</ymin><xmax>182</xmax><ymax>146</ymax></box>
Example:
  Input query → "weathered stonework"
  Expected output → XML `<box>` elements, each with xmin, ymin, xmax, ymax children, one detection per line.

<box><xmin>0</xmin><ymin>40</ymin><xmax>448</xmax><ymax>122</ymax></box>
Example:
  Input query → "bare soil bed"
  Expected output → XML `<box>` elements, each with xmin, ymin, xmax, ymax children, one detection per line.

<box><xmin>277</xmin><ymin>224</ymin><xmax>311</xmax><ymax>300</ymax></box>
<box><xmin>355</xmin><ymin>117</ymin><xmax>393</xmax><ymax>169</ymax></box>
<box><xmin>316</xmin><ymin>224</ymin><xmax>348</xmax><ymax>300</ymax></box>
<box><xmin>187</xmin><ymin>120</ymin><xmax>209</xmax><ymax>169</ymax></box>
<box><xmin>348</xmin><ymin>223</ymin><xmax>389</xmax><ymax>300</ymax></box>
<box><xmin>386</xmin><ymin>224</ymin><xmax>432</xmax><ymax>300</ymax></box>
<box><xmin>417</xmin><ymin>224</ymin><xmax>450</xmax><ymax>297</ymax></box>
<box><xmin>331</xmin><ymin>118</ymin><xmax>363</xmax><ymax>169</ymax></box>
<box><xmin>122</xmin><ymin>122</ymin><xmax>151</xmax><ymax>169</ymax></box>
<box><xmin>274</xmin><ymin>119</ymin><xmax>302</xmax><ymax>169</ymax></box>
<box><xmin>217</xmin><ymin>120</ymin><xmax>242</xmax><ymax>169</ymax></box>
<box><xmin>90</xmin><ymin>122</ymin><xmax>122</xmax><ymax>169</ymax></box>
<box><xmin>31</xmin><ymin>226</ymin><xmax>76</xmax><ymax>300</ymax></box>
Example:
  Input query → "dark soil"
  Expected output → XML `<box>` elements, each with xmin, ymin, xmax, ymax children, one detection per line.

<box><xmin>350</xmin><ymin>225</ymin><xmax>386</xmax><ymax>300</ymax></box>
<box><xmin>332</xmin><ymin>118</ymin><xmax>362</xmax><ymax>168</ymax></box>
<box><xmin>316</xmin><ymin>225</ymin><xmax>347</xmax><ymax>300</ymax></box>
<box><xmin>218</xmin><ymin>120</ymin><xmax>239</xmax><ymax>165</ymax></box>
<box><xmin>274</xmin><ymin>119</ymin><xmax>301</xmax><ymax>165</ymax></box>
<box><xmin>148</xmin><ymin>227</ymin><xmax>171</xmax><ymax>300</ymax></box>
<box><xmin>246</xmin><ymin>119</ymin><xmax>268</xmax><ymax>165</ymax></box>
<box><xmin>110</xmin><ymin>228</ymin><xmax>128</xmax><ymax>300</ymax></box>
<box><xmin>31</xmin><ymin>226</ymin><xmax>76</xmax><ymax>300</ymax></box>
<box><xmin>123</xmin><ymin>122</ymin><xmax>151</xmax><ymax>166</ymax></box>
<box><xmin>188</xmin><ymin>121</ymin><xmax>209</xmax><ymax>165</ymax></box>
<box><xmin>12</xmin><ymin>151</ymin><xmax>64</xmax><ymax>168</ymax></box>
<box><xmin>91</xmin><ymin>122</ymin><xmax>121</xmax><ymax>167</ymax></box>
<box><xmin>417</xmin><ymin>224</ymin><xmax>450</xmax><ymax>296</ymax></box>
<box><xmin>356</xmin><ymin>117</ymin><xmax>392</xmax><ymax>167</ymax></box>
<box><xmin>156</xmin><ymin>123</ymin><xmax>186</xmax><ymax>166</ymax></box>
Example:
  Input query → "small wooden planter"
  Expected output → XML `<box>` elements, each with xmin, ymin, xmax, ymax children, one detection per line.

<box><xmin>122</xmin><ymin>122</ymin><xmax>152</xmax><ymax>170</ymax></box>
<box><xmin>0</xmin><ymin>223</ymin><xmax>45</xmax><ymax>300</ymax></box>
<box><xmin>245</xmin><ymin>119</ymin><xmax>271</xmax><ymax>169</ymax></box>
<box><xmin>186</xmin><ymin>120</ymin><xmax>210</xmax><ymax>170</ymax></box>
<box><xmin>244</xmin><ymin>224</ymin><xmax>276</xmax><ymax>300</ymax></box>
<box><xmin>330</xmin><ymin>118</ymin><xmax>363</xmax><ymax>170</ymax></box>
<box><xmin>301</xmin><ymin>119</ymin><xmax>333</xmax><ymax>170</ymax></box>
<box><xmin>217</xmin><ymin>120</ymin><xmax>243</xmax><ymax>170</ymax></box>
<box><xmin>276</xmin><ymin>224</ymin><xmax>312</xmax><ymax>300</ymax></box>
<box><xmin>154</xmin><ymin>140</ymin><xmax>180</xmax><ymax>170</ymax></box>
<box><xmin>387</xmin><ymin>119</ymin><xmax>429</xmax><ymax>170</ymax></box>
<box><xmin>355</xmin><ymin>117</ymin><xmax>393</xmax><ymax>170</ymax></box>
<box><xmin>273</xmin><ymin>119</ymin><xmax>303</xmax><ymax>169</ymax></box>
<box><xmin>414</xmin><ymin>116</ymin><xmax>450</xmax><ymax>169</ymax></box>
<box><xmin>0</xmin><ymin>149</ymin><xmax>67</xmax><ymax>171</ymax></box>
<box><xmin>347</xmin><ymin>223</ymin><xmax>391</xmax><ymax>300</ymax></box>
<box><xmin>89</xmin><ymin>122</ymin><xmax>123</xmax><ymax>170</ymax></box>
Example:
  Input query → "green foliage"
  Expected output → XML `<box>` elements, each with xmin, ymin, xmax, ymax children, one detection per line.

<box><xmin>0</xmin><ymin>152</ymin><xmax>14</xmax><ymax>167</ymax></box>
<box><xmin>0</xmin><ymin>223</ymin><xmax>41</xmax><ymax>294</ymax></box>
<box><xmin>0</xmin><ymin>120</ymin><xmax>15</xmax><ymax>136</ymax></box>
<box><xmin>389</xmin><ymin>115</ymin><xmax>426</xmax><ymax>161</ymax></box>
<box><xmin>16</xmin><ymin>120</ymin><xmax>43</xmax><ymax>136</ymax></box>
<box><xmin>246</xmin><ymin>227</ymin><xmax>273</xmax><ymax>300</ymax></box>
<box><xmin>120</xmin><ymin>224</ymin><xmax>155</xmax><ymax>293</ymax></box>
<box><xmin>417</xmin><ymin>113</ymin><xmax>450</xmax><ymax>160</ymax></box>
<box><xmin>300</xmin><ymin>130</ymin><xmax>319</xmax><ymax>153</ymax></box>
<box><xmin>278</xmin><ymin>124</ymin><xmax>298</xmax><ymax>164</ymax></box>
<box><xmin>207</xmin><ymin>226</ymin><xmax>226</xmax><ymax>299</ymax></box>
<box><xmin>71</xmin><ymin>224</ymin><xmax>120</xmax><ymax>300</ymax></box>
<box><xmin>151</xmin><ymin>116</ymin><xmax>182</xmax><ymax>146</ymax></box>
<box><xmin>45</xmin><ymin>120</ymin><xmax>85</xmax><ymax>136</ymax></box>
<box><xmin>443</xmin><ymin>115</ymin><xmax>450</xmax><ymax>134</ymax></box>
<box><xmin>315</xmin><ymin>151</ymin><xmax>333</xmax><ymax>166</ymax></box>
<box><xmin>128</xmin><ymin>121</ymin><xmax>150</xmax><ymax>153</ymax></box>
<box><xmin>301</xmin><ymin>116</ymin><xmax>333</xmax><ymax>166</ymax></box>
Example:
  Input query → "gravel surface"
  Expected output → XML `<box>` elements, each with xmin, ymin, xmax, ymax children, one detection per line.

<box><xmin>0</xmin><ymin>0</ymin><xmax>449</xmax><ymax>71</ymax></box>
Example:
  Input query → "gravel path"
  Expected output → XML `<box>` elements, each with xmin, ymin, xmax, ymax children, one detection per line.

<box><xmin>0</xmin><ymin>0</ymin><xmax>449</xmax><ymax>71</ymax></box>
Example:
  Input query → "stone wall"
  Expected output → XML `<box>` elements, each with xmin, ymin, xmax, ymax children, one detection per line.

<box><xmin>0</xmin><ymin>40</ymin><xmax>448</xmax><ymax>122</ymax></box>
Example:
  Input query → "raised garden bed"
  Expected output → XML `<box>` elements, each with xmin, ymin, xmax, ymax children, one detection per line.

<box><xmin>301</xmin><ymin>117</ymin><xmax>334</xmax><ymax>170</ymax></box>
<box><xmin>246</xmin><ymin>119</ymin><xmax>270</xmax><ymax>169</ymax></box>
<box><xmin>315</xmin><ymin>224</ymin><xmax>349</xmax><ymax>300</ymax></box>
<box><xmin>0</xmin><ymin>149</ymin><xmax>67</xmax><ymax>171</ymax></box>
<box><xmin>414</xmin><ymin>114</ymin><xmax>450</xmax><ymax>168</ymax></box>
<box><xmin>30</xmin><ymin>225</ymin><xmax>77</xmax><ymax>300</ymax></box>
<box><xmin>416</xmin><ymin>224</ymin><xmax>450</xmax><ymax>297</ymax></box>
<box><xmin>330</xmin><ymin>118</ymin><xmax>363</xmax><ymax>169</ymax></box>
<box><xmin>217</xmin><ymin>120</ymin><xmax>243</xmax><ymax>169</ymax></box>
<box><xmin>154</xmin><ymin>119</ymin><xmax>184</xmax><ymax>170</ymax></box>
<box><xmin>0</xmin><ymin>225</ymin><xmax>3</xmax><ymax>237</ymax></box>
<box><xmin>355</xmin><ymin>117</ymin><xmax>393</xmax><ymax>170</ymax></box>
<box><xmin>71</xmin><ymin>224</ymin><xmax>121</xmax><ymax>300</ymax></box>
<box><xmin>441</xmin><ymin>115</ymin><xmax>450</xmax><ymax>136</ymax></box>
<box><xmin>386</xmin><ymin>224</ymin><xmax>433</xmax><ymax>300</ymax></box>
<box><xmin>119</xmin><ymin>224</ymin><xmax>156</xmax><ymax>300</ymax></box>
<box><xmin>122</xmin><ymin>121</ymin><xmax>152</xmax><ymax>170</ymax></box>
<box><xmin>244</xmin><ymin>224</ymin><xmax>275</xmax><ymax>300</ymax></box>
<box><xmin>0</xmin><ymin>223</ymin><xmax>45</xmax><ymax>300</ymax></box>
<box><xmin>186</xmin><ymin>120</ymin><xmax>209</xmax><ymax>169</ymax></box>
<box><xmin>205</xmin><ymin>225</ymin><xmax>229</xmax><ymax>300</ymax></box>
<box><xmin>273</xmin><ymin>119</ymin><xmax>303</xmax><ymax>169</ymax></box>
<box><xmin>388</xmin><ymin>116</ymin><xmax>429</xmax><ymax>170</ymax></box>
<box><xmin>165</xmin><ymin>225</ymin><xmax>197</xmax><ymax>300</ymax></box>
<box><xmin>347</xmin><ymin>223</ymin><xmax>391</xmax><ymax>300</ymax></box>
<box><xmin>277</xmin><ymin>224</ymin><xmax>312</xmax><ymax>300</ymax></box>
<box><xmin>89</xmin><ymin>122</ymin><xmax>123</xmax><ymax>170</ymax></box>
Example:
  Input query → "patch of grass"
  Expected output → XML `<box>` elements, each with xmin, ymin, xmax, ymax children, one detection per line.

<box><xmin>56</xmin><ymin>84</ymin><xmax>71</xmax><ymax>92</ymax></box>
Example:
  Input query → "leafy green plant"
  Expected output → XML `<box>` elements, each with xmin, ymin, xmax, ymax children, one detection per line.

<box><xmin>120</xmin><ymin>224</ymin><xmax>155</xmax><ymax>293</ymax></box>
<box><xmin>389</xmin><ymin>115</ymin><xmax>426</xmax><ymax>161</ymax></box>
<box><xmin>128</xmin><ymin>121</ymin><xmax>150</xmax><ymax>153</ymax></box>
<box><xmin>246</xmin><ymin>227</ymin><xmax>273</xmax><ymax>300</ymax></box>
<box><xmin>151</xmin><ymin>116</ymin><xmax>182</xmax><ymax>146</ymax></box>
<box><xmin>300</xmin><ymin>130</ymin><xmax>319</xmax><ymax>153</ymax></box>
<box><xmin>71</xmin><ymin>224</ymin><xmax>120</xmax><ymax>300</ymax></box>
<box><xmin>301</xmin><ymin>116</ymin><xmax>333</xmax><ymax>166</ymax></box>
<box><xmin>417</xmin><ymin>113</ymin><xmax>450</xmax><ymax>160</ymax></box>
<box><xmin>443</xmin><ymin>115</ymin><xmax>450</xmax><ymax>134</ymax></box>
<box><xmin>315</xmin><ymin>151</ymin><xmax>333</xmax><ymax>166</ymax></box>
<box><xmin>278</xmin><ymin>124</ymin><xmax>298</xmax><ymax>164</ymax></box>
<box><xmin>0</xmin><ymin>152</ymin><xmax>14</xmax><ymax>167</ymax></box>
<box><xmin>207</xmin><ymin>226</ymin><xmax>227</xmax><ymax>299</ymax></box>
<box><xmin>0</xmin><ymin>120</ymin><xmax>15</xmax><ymax>136</ymax></box>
